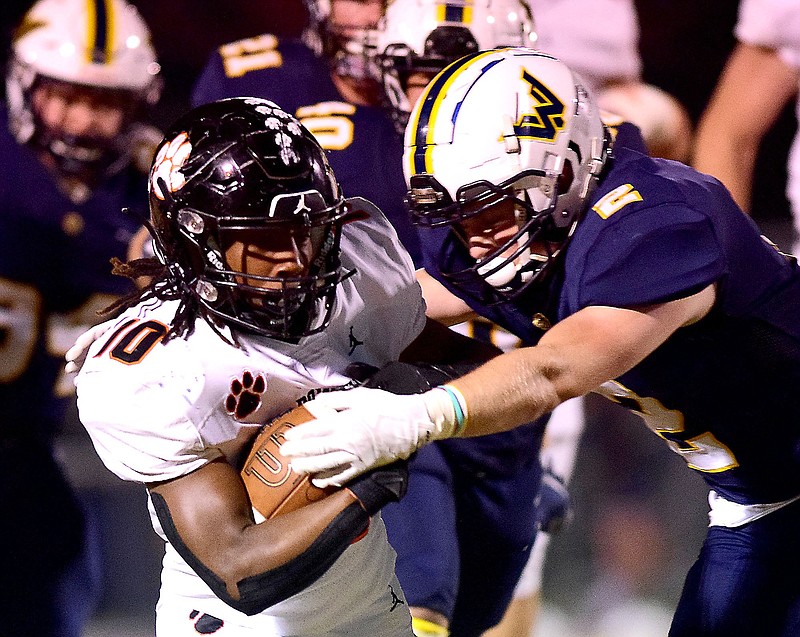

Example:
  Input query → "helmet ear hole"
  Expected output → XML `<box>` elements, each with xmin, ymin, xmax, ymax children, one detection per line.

<box><xmin>557</xmin><ymin>161</ymin><xmax>575</xmax><ymax>199</ymax></box>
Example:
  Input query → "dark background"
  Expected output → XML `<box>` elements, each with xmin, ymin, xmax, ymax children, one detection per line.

<box><xmin>0</xmin><ymin>0</ymin><xmax>794</xmax><ymax>223</ymax></box>
<box><xmin>0</xmin><ymin>0</ymin><xmax>793</xmax><ymax>221</ymax></box>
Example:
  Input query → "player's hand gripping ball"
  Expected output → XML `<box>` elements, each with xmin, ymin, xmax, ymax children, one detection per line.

<box><xmin>240</xmin><ymin>404</ymin><xmax>339</xmax><ymax>519</ymax></box>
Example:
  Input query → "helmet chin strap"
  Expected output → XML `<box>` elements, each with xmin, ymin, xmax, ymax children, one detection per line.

<box><xmin>478</xmin><ymin>256</ymin><xmax>517</xmax><ymax>287</ymax></box>
<box><xmin>477</xmin><ymin>233</ymin><xmax>534</xmax><ymax>288</ymax></box>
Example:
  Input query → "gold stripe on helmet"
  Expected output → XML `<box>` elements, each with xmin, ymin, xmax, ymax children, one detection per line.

<box><xmin>407</xmin><ymin>49</ymin><xmax>503</xmax><ymax>177</ymax></box>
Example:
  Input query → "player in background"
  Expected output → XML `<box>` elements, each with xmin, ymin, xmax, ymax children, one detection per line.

<box><xmin>693</xmin><ymin>0</ymin><xmax>800</xmax><ymax>256</ymax></box>
<box><xmin>191</xmin><ymin>0</ymin><xmax>422</xmax><ymax>263</ymax></box>
<box><xmin>375</xmin><ymin>4</ymin><xmax>566</xmax><ymax>636</ymax></box>
<box><xmin>374</xmin><ymin>4</ymin><xmax>560</xmax><ymax>635</ymax></box>
<box><xmin>282</xmin><ymin>48</ymin><xmax>800</xmax><ymax>637</ymax></box>
<box><xmin>0</xmin><ymin>0</ymin><xmax>161</xmax><ymax>634</ymax></box>
<box><xmin>191</xmin><ymin>4</ymin><xmax>548</xmax><ymax>636</ymax></box>
<box><xmin>73</xmin><ymin>96</ymin><xmax>499</xmax><ymax>637</ymax></box>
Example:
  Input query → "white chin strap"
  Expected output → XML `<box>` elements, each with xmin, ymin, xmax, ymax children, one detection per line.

<box><xmin>478</xmin><ymin>256</ymin><xmax>518</xmax><ymax>287</ymax></box>
<box><xmin>477</xmin><ymin>234</ymin><xmax>534</xmax><ymax>288</ymax></box>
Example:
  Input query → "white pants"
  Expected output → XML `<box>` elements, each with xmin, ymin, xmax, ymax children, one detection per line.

<box><xmin>155</xmin><ymin>571</ymin><xmax>413</xmax><ymax>637</ymax></box>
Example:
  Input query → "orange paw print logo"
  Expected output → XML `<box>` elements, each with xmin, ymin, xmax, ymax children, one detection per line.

<box><xmin>150</xmin><ymin>131</ymin><xmax>192</xmax><ymax>200</ymax></box>
<box><xmin>226</xmin><ymin>371</ymin><xmax>267</xmax><ymax>420</ymax></box>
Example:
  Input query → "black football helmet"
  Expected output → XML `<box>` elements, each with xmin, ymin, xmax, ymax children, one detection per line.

<box><xmin>149</xmin><ymin>97</ymin><xmax>356</xmax><ymax>341</ymax></box>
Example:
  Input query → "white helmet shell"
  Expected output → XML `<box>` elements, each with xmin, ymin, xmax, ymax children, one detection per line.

<box><xmin>404</xmin><ymin>48</ymin><xmax>607</xmax><ymax>229</ymax></box>
<box><xmin>11</xmin><ymin>0</ymin><xmax>160</xmax><ymax>93</ymax></box>
<box><xmin>6</xmin><ymin>0</ymin><xmax>161</xmax><ymax>177</ymax></box>
<box><xmin>378</xmin><ymin>0</ymin><xmax>537</xmax><ymax>55</ymax></box>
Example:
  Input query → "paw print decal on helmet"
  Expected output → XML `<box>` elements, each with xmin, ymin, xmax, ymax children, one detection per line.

<box><xmin>151</xmin><ymin>131</ymin><xmax>192</xmax><ymax>200</ymax></box>
<box><xmin>226</xmin><ymin>371</ymin><xmax>267</xmax><ymax>420</ymax></box>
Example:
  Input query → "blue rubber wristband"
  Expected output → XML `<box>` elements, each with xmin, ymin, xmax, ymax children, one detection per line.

<box><xmin>439</xmin><ymin>385</ymin><xmax>467</xmax><ymax>435</ymax></box>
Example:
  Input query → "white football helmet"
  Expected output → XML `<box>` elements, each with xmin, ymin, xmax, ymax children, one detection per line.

<box><xmin>376</xmin><ymin>0</ymin><xmax>537</xmax><ymax>133</ymax></box>
<box><xmin>6</xmin><ymin>0</ymin><xmax>161</xmax><ymax>178</ymax></box>
<box><xmin>404</xmin><ymin>48</ymin><xmax>609</xmax><ymax>303</ymax></box>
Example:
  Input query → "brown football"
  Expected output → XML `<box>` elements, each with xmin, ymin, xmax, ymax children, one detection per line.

<box><xmin>240</xmin><ymin>403</ymin><xmax>338</xmax><ymax>519</ymax></box>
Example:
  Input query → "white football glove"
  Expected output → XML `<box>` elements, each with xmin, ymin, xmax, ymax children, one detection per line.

<box><xmin>281</xmin><ymin>386</ymin><xmax>459</xmax><ymax>488</ymax></box>
<box><xmin>64</xmin><ymin>318</ymin><xmax>118</xmax><ymax>375</ymax></box>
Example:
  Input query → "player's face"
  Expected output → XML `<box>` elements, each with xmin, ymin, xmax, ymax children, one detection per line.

<box><xmin>329</xmin><ymin>0</ymin><xmax>384</xmax><ymax>33</ymax></box>
<box><xmin>32</xmin><ymin>79</ymin><xmax>127</xmax><ymax>140</ymax></box>
<box><xmin>458</xmin><ymin>197</ymin><xmax>522</xmax><ymax>262</ymax></box>
<box><xmin>223</xmin><ymin>226</ymin><xmax>325</xmax><ymax>290</ymax></box>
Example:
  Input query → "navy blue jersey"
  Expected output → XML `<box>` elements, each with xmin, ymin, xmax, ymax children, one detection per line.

<box><xmin>422</xmin><ymin>132</ymin><xmax>800</xmax><ymax>505</ymax></box>
<box><xmin>565</xmin><ymin>147</ymin><xmax>800</xmax><ymax>505</ymax></box>
<box><xmin>192</xmin><ymin>35</ymin><xmax>421</xmax><ymax>265</ymax></box>
<box><xmin>0</xmin><ymin>107</ymin><xmax>145</xmax><ymax>439</ymax></box>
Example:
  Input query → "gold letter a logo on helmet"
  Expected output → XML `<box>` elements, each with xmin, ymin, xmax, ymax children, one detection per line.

<box><xmin>514</xmin><ymin>70</ymin><xmax>566</xmax><ymax>142</ymax></box>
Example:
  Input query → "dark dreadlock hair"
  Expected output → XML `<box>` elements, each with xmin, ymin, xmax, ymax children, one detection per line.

<box><xmin>100</xmin><ymin>219</ymin><xmax>214</xmax><ymax>344</ymax></box>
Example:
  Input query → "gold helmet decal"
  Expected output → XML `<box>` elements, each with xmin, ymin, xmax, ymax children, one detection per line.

<box><xmin>514</xmin><ymin>70</ymin><xmax>565</xmax><ymax>142</ymax></box>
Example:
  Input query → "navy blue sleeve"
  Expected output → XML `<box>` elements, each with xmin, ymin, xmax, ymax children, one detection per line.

<box><xmin>576</xmin><ymin>205</ymin><xmax>725</xmax><ymax>308</ymax></box>
<box><xmin>611</xmin><ymin>121</ymin><xmax>649</xmax><ymax>155</ymax></box>
<box><xmin>191</xmin><ymin>50</ymin><xmax>228</xmax><ymax>107</ymax></box>
<box><xmin>190</xmin><ymin>38</ymin><xmax>336</xmax><ymax>112</ymax></box>
<box><xmin>190</xmin><ymin>48</ymin><xmax>295</xmax><ymax>107</ymax></box>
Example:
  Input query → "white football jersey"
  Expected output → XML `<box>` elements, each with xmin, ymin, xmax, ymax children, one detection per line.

<box><xmin>529</xmin><ymin>0</ymin><xmax>642</xmax><ymax>93</ymax></box>
<box><xmin>736</xmin><ymin>0</ymin><xmax>800</xmax><ymax>235</ymax></box>
<box><xmin>736</xmin><ymin>0</ymin><xmax>800</xmax><ymax>55</ymax></box>
<box><xmin>75</xmin><ymin>209</ymin><xmax>421</xmax><ymax>636</ymax></box>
